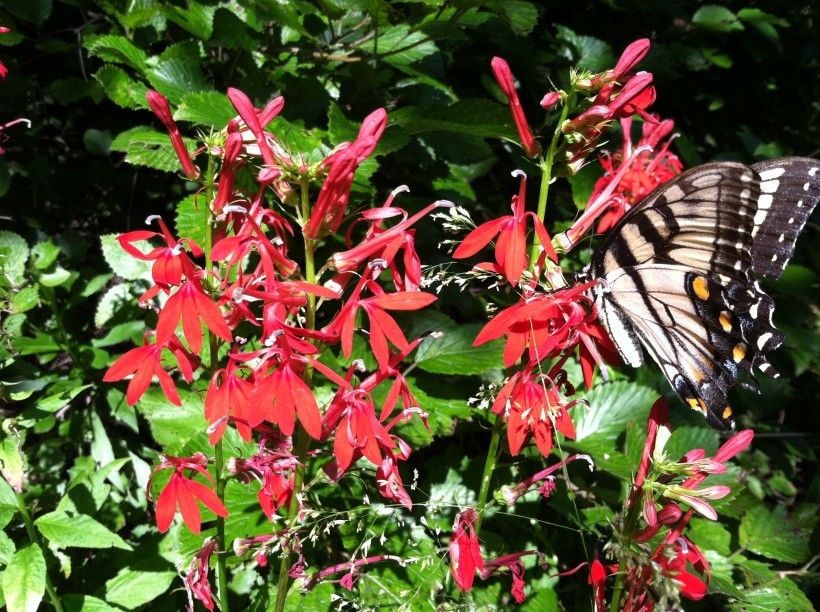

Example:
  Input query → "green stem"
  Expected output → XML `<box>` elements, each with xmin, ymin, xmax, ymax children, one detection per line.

<box><xmin>202</xmin><ymin>151</ymin><xmax>230</xmax><ymax>612</ymax></box>
<box><xmin>274</xmin><ymin>179</ymin><xmax>316</xmax><ymax>612</ymax></box>
<box><xmin>475</xmin><ymin>414</ymin><xmax>504</xmax><ymax>534</ymax></box>
<box><xmin>608</xmin><ymin>490</ymin><xmax>643</xmax><ymax>612</ymax></box>
<box><xmin>16</xmin><ymin>492</ymin><xmax>64</xmax><ymax>612</ymax></box>
<box><xmin>528</xmin><ymin>92</ymin><xmax>576</xmax><ymax>269</ymax></box>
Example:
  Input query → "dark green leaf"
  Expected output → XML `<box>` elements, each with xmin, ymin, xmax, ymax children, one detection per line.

<box><xmin>414</xmin><ymin>322</ymin><xmax>504</xmax><ymax>375</ymax></box>
<box><xmin>739</xmin><ymin>504</ymin><xmax>812</xmax><ymax>563</ymax></box>
<box><xmin>85</xmin><ymin>35</ymin><xmax>149</xmax><ymax>71</ymax></box>
<box><xmin>692</xmin><ymin>5</ymin><xmax>744</xmax><ymax>33</ymax></box>
<box><xmin>94</xmin><ymin>66</ymin><xmax>150</xmax><ymax>110</ymax></box>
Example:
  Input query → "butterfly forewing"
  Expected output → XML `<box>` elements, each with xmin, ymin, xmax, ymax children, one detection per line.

<box><xmin>590</xmin><ymin>157</ymin><xmax>818</xmax><ymax>429</ymax></box>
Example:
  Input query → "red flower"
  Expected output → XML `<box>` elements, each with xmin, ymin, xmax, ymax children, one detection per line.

<box><xmin>149</xmin><ymin>454</ymin><xmax>229</xmax><ymax>534</ymax></box>
<box><xmin>500</xmin><ymin>454</ymin><xmax>593</xmax><ymax>505</ymax></box>
<box><xmin>155</xmin><ymin>279</ymin><xmax>234</xmax><ymax>354</ymax></box>
<box><xmin>305</xmin><ymin>108</ymin><xmax>388</xmax><ymax>239</ymax></box>
<box><xmin>479</xmin><ymin>551</ymin><xmax>541</xmax><ymax>604</ymax></box>
<box><xmin>588</xmin><ymin>559</ymin><xmax>608</xmax><ymax>610</ymax></box>
<box><xmin>253</xmin><ymin>361</ymin><xmax>322</xmax><ymax>439</ymax></box>
<box><xmin>227</xmin><ymin>87</ymin><xmax>278</xmax><ymax>167</ymax></box>
<box><xmin>212</xmin><ymin>132</ymin><xmax>244</xmax><ymax>214</ymax></box>
<box><xmin>102</xmin><ymin>334</ymin><xmax>196</xmax><ymax>406</ymax></box>
<box><xmin>449</xmin><ymin>508</ymin><xmax>484</xmax><ymax>592</ymax></box>
<box><xmin>453</xmin><ymin>171</ymin><xmax>556</xmax><ymax>286</ymax></box>
<box><xmin>146</xmin><ymin>90</ymin><xmax>199</xmax><ymax>179</ymax></box>
<box><xmin>204</xmin><ymin>360</ymin><xmax>255</xmax><ymax>444</ymax></box>
<box><xmin>184</xmin><ymin>538</ymin><xmax>217</xmax><ymax>611</ymax></box>
<box><xmin>231</xmin><ymin>434</ymin><xmax>298</xmax><ymax>518</ymax></box>
<box><xmin>492</xmin><ymin>365</ymin><xmax>579</xmax><ymax>456</ymax></box>
<box><xmin>327</xmin><ymin>387</ymin><xmax>394</xmax><ymax>472</ymax></box>
<box><xmin>376</xmin><ymin>454</ymin><xmax>412</xmax><ymax>510</ymax></box>
<box><xmin>491</xmin><ymin>57</ymin><xmax>540</xmax><ymax>157</ymax></box>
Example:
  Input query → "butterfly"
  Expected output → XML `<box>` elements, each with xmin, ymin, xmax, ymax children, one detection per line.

<box><xmin>587</xmin><ymin>157</ymin><xmax>819</xmax><ymax>429</ymax></box>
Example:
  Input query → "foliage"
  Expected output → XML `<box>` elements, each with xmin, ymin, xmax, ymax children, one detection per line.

<box><xmin>0</xmin><ymin>1</ymin><xmax>818</xmax><ymax>610</ymax></box>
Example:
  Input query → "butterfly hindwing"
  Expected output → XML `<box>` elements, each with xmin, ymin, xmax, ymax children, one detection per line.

<box><xmin>591</xmin><ymin>157</ymin><xmax>818</xmax><ymax>428</ymax></box>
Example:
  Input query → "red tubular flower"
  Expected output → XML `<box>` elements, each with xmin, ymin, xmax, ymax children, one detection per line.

<box><xmin>103</xmin><ymin>334</ymin><xmax>196</xmax><ymax>406</ymax></box>
<box><xmin>0</xmin><ymin>27</ymin><xmax>10</xmax><ymax>80</ymax></box>
<box><xmin>227</xmin><ymin>87</ymin><xmax>277</xmax><ymax>167</ymax></box>
<box><xmin>610</xmin><ymin>38</ymin><xmax>651</xmax><ymax>81</ymax></box>
<box><xmin>184</xmin><ymin>538</ymin><xmax>217</xmax><ymax>611</ymax></box>
<box><xmin>149</xmin><ymin>454</ymin><xmax>229</xmax><ymax>534</ymax></box>
<box><xmin>479</xmin><ymin>551</ymin><xmax>541</xmax><ymax>604</ymax></box>
<box><xmin>449</xmin><ymin>508</ymin><xmax>484</xmax><ymax>592</ymax></box>
<box><xmin>146</xmin><ymin>90</ymin><xmax>199</xmax><ymax>179</ymax></box>
<box><xmin>155</xmin><ymin>279</ymin><xmax>234</xmax><ymax>354</ymax></box>
<box><xmin>212</xmin><ymin>132</ymin><xmax>244</xmax><ymax>213</ymax></box>
<box><xmin>302</xmin><ymin>555</ymin><xmax>404</xmax><ymax>592</ymax></box>
<box><xmin>376</xmin><ymin>454</ymin><xmax>412</xmax><ymax>510</ymax></box>
<box><xmin>499</xmin><ymin>454</ymin><xmax>593</xmax><ymax>505</ymax></box>
<box><xmin>491</xmin><ymin>57</ymin><xmax>540</xmax><ymax>157</ymax></box>
<box><xmin>204</xmin><ymin>361</ymin><xmax>255</xmax><ymax>444</ymax></box>
<box><xmin>253</xmin><ymin>361</ymin><xmax>322</xmax><ymax>439</ymax></box>
<box><xmin>453</xmin><ymin>171</ymin><xmax>556</xmax><ymax>286</ymax></box>
<box><xmin>492</xmin><ymin>365</ymin><xmax>579</xmax><ymax>456</ymax></box>
<box><xmin>305</xmin><ymin>108</ymin><xmax>388</xmax><ymax>239</ymax></box>
<box><xmin>231</xmin><ymin>435</ymin><xmax>298</xmax><ymax>518</ymax></box>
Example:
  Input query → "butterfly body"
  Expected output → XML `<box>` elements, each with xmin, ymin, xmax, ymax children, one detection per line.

<box><xmin>588</xmin><ymin>157</ymin><xmax>819</xmax><ymax>429</ymax></box>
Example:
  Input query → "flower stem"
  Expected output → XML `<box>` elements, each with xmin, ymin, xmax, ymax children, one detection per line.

<box><xmin>529</xmin><ymin>92</ymin><xmax>575</xmax><ymax>267</ymax></box>
<box><xmin>608</xmin><ymin>489</ymin><xmax>643</xmax><ymax>612</ymax></box>
<box><xmin>274</xmin><ymin>179</ymin><xmax>316</xmax><ymax>611</ymax></box>
<box><xmin>15</xmin><ymin>492</ymin><xmax>64</xmax><ymax>612</ymax></box>
<box><xmin>475</xmin><ymin>414</ymin><xmax>504</xmax><ymax>533</ymax></box>
<box><xmin>203</xmin><ymin>151</ymin><xmax>230</xmax><ymax>612</ymax></box>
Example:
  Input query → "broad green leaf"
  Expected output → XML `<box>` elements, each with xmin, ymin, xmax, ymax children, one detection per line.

<box><xmin>358</xmin><ymin>24</ymin><xmax>438</xmax><ymax>66</ymax></box>
<box><xmin>94</xmin><ymin>66</ymin><xmax>150</xmax><ymax>110</ymax></box>
<box><xmin>0</xmin><ymin>230</ymin><xmax>29</xmax><ymax>286</ymax></box>
<box><xmin>3</xmin><ymin>0</ymin><xmax>52</xmax><ymax>26</ymax></box>
<box><xmin>84</xmin><ymin>128</ymin><xmax>113</xmax><ymax>156</ymax></box>
<box><xmin>35</xmin><ymin>511</ymin><xmax>132</xmax><ymax>550</ymax></box>
<box><xmin>100</xmin><ymin>234</ymin><xmax>153</xmax><ymax>281</ymax></box>
<box><xmin>12</xmin><ymin>332</ymin><xmax>60</xmax><ymax>356</ymax></box>
<box><xmin>62</xmin><ymin>594</ymin><xmax>119</xmax><ymax>612</ymax></box>
<box><xmin>146</xmin><ymin>58</ymin><xmax>208</xmax><ymax>104</ymax></box>
<box><xmin>30</xmin><ymin>240</ymin><xmax>60</xmax><ymax>270</ymax></box>
<box><xmin>37</xmin><ymin>383</ymin><xmax>92</xmax><ymax>413</ymax></box>
<box><xmin>739</xmin><ymin>504</ymin><xmax>811</xmax><ymax>563</ymax></box>
<box><xmin>729</xmin><ymin>577</ymin><xmax>813</xmax><ymax>612</ymax></box>
<box><xmin>175</xmin><ymin>91</ymin><xmax>235</xmax><ymax>127</ymax></box>
<box><xmin>81</xmin><ymin>273</ymin><xmax>114</xmax><ymax>297</ymax></box>
<box><xmin>664</xmin><ymin>425</ymin><xmax>719</xmax><ymax>461</ymax></box>
<box><xmin>692</xmin><ymin>5</ymin><xmax>744</xmax><ymax>33</ymax></box>
<box><xmin>414</xmin><ymin>323</ymin><xmax>503</xmax><ymax>375</ymax></box>
<box><xmin>10</xmin><ymin>286</ymin><xmax>39</xmax><ymax>314</ymax></box>
<box><xmin>95</xmin><ymin>283</ymin><xmax>138</xmax><ymax>328</ymax></box>
<box><xmin>0</xmin><ymin>476</ymin><xmax>16</xmax><ymax>508</ymax></box>
<box><xmin>738</xmin><ymin>8</ymin><xmax>788</xmax><ymax>42</ymax></box>
<box><xmin>0</xmin><ymin>530</ymin><xmax>16</xmax><ymax>566</ymax></box>
<box><xmin>555</xmin><ymin>26</ymin><xmax>614</xmax><ymax>72</ymax></box>
<box><xmin>391</xmin><ymin>99</ymin><xmax>514</xmax><ymax>140</ymax></box>
<box><xmin>105</xmin><ymin>569</ymin><xmax>176</xmax><ymax>609</ymax></box>
<box><xmin>138</xmin><ymin>388</ymin><xmax>209</xmax><ymax>454</ymax></box>
<box><xmin>492</xmin><ymin>0</ymin><xmax>539</xmax><ymax>36</ymax></box>
<box><xmin>174</xmin><ymin>194</ymin><xmax>209</xmax><ymax>248</ymax></box>
<box><xmin>687</xmin><ymin>517</ymin><xmax>731</xmax><ymax>555</ymax></box>
<box><xmin>0</xmin><ymin>436</ymin><xmax>25</xmax><ymax>492</ymax></box>
<box><xmin>110</xmin><ymin>126</ymin><xmax>199</xmax><ymax>173</ymax></box>
<box><xmin>38</xmin><ymin>265</ymin><xmax>72</xmax><ymax>287</ymax></box>
<box><xmin>85</xmin><ymin>34</ymin><xmax>149</xmax><ymax>71</ymax></box>
<box><xmin>2</xmin><ymin>544</ymin><xmax>46</xmax><ymax>612</ymax></box>
<box><xmin>163</xmin><ymin>2</ymin><xmax>217</xmax><ymax>39</ymax></box>
<box><xmin>92</xmin><ymin>320</ymin><xmax>145</xmax><ymax>348</ymax></box>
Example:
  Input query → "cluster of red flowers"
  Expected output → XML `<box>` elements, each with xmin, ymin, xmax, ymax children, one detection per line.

<box><xmin>588</xmin><ymin>398</ymin><xmax>753</xmax><ymax>609</ymax></box>
<box><xmin>104</xmin><ymin>87</ymin><xmax>443</xmax><ymax>608</ymax></box>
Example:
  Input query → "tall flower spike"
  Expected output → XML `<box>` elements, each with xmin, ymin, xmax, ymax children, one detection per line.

<box><xmin>491</xmin><ymin>57</ymin><xmax>541</xmax><ymax>158</ymax></box>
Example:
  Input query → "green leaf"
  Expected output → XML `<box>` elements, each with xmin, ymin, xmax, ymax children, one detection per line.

<box><xmin>163</xmin><ymin>2</ymin><xmax>217</xmax><ymax>39</ymax></box>
<box><xmin>100</xmin><ymin>233</ymin><xmax>153</xmax><ymax>280</ymax></box>
<box><xmin>92</xmin><ymin>321</ymin><xmax>145</xmax><ymax>348</ymax></box>
<box><xmin>687</xmin><ymin>517</ymin><xmax>731</xmax><ymax>555</ymax></box>
<box><xmin>3</xmin><ymin>0</ymin><xmax>52</xmax><ymax>26</ymax></box>
<box><xmin>38</xmin><ymin>265</ymin><xmax>72</xmax><ymax>287</ymax></box>
<box><xmin>730</xmin><ymin>577</ymin><xmax>814</xmax><ymax>612</ymax></box>
<box><xmin>738</xmin><ymin>8</ymin><xmax>788</xmax><ymax>43</ymax></box>
<box><xmin>391</xmin><ymin>99</ymin><xmax>514</xmax><ymax>140</ymax></box>
<box><xmin>2</xmin><ymin>545</ymin><xmax>46</xmax><ymax>612</ymax></box>
<box><xmin>110</xmin><ymin>126</ymin><xmax>199</xmax><ymax>173</ymax></box>
<box><xmin>146</xmin><ymin>58</ymin><xmax>208</xmax><ymax>104</ymax></box>
<box><xmin>0</xmin><ymin>230</ymin><xmax>29</xmax><ymax>286</ymax></box>
<box><xmin>84</xmin><ymin>128</ymin><xmax>113</xmax><ymax>156</ymax></box>
<box><xmin>105</xmin><ymin>569</ymin><xmax>176</xmax><ymax>609</ymax></box>
<box><xmin>94</xmin><ymin>66</ymin><xmax>149</xmax><ymax>110</ymax></box>
<box><xmin>35</xmin><ymin>511</ymin><xmax>132</xmax><ymax>550</ymax></box>
<box><xmin>174</xmin><ymin>194</ymin><xmax>209</xmax><ymax>248</ymax></box>
<box><xmin>175</xmin><ymin>91</ymin><xmax>235</xmax><ymax>128</ymax></box>
<box><xmin>30</xmin><ymin>240</ymin><xmax>60</xmax><ymax>270</ymax></box>
<box><xmin>95</xmin><ymin>283</ymin><xmax>138</xmax><ymax>328</ymax></box>
<box><xmin>555</xmin><ymin>26</ymin><xmax>614</xmax><ymax>72</ymax></box>
<box><xmin>62</xmin><ymin>594</ymin><xmax>120</xmax><ymax>612</ymax></box>
<box><xmin>492</xmin><ymin>0</ymin><xmax>539</xmax><ymax>36</ymax></box>
<box><xmin>12</xmin><ymin>332</ymin><xmax>60</xmax><ymax>356</ymax></box>
<box><xmin>739</xmin><ymin>504</ymin><xmax>812</xmax><ymax>563</ymax></box>
<box><xmin>358</xmin><ymin>24</ymin><xmax>438</xmax><ymax>66</ymax></box>
<box><xmin>692</xmin><ymin>5</ymin><xmax>744</xmax><ymax>33</ymax></box>
<box><xmin>0</xmin><ymin>530</ymin><xmax>16</xmax><ymax>566</ymax></box>
<box><xmin>138</xmin><ymin>388</ymin><xmax>209</xmax><ymax>454</ymax></box>
<box><xmin>414</xmin><ymin>323</ymin><xmax>503</xmax><ymax>375</ymax></box>
<box><xmin>81</xmin><ymin>273</ymin><xmax>114</xmax><ymax>297</ymax></box>
<box><xmin>37</xmin><ymin>383</ymin><xmax>92</xmax><ymax>413</ymax></box>
<box><xmin>85</xmin><ymin>35</ymin><xmax>149</xmax><ymax>71</ymax></box>
<box><xmin>10</xmin><ymin>286</ymin><xmax>39</xmax><ymax>314</ymax></box>
<box><xmin>0</xmin><ymin>436</ymin><xmax>25</xmax><ymax>492</ymax></box>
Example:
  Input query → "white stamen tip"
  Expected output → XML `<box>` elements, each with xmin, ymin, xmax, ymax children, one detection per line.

<box><xmin>145</xmin><ymin>214</ymin><xmax>161</xmax><ymax>225</ymax></box>
<box><xmin>435</xmin><ymin>200</ymin><xmax>455</xmax><ymax>208</ymax></box>
<box><xmin>511</xmin><ymin>169</ymin><xmax>527</xmax><ymax>179</ymax></box>
<box><xmin>222</xmin><ymin>205</ymin><xmax>247</xmax><ymax>215</ymax></box>
<box><xmin>391</xmin><ymin>185</ymin><xmax>410</xmax><ymax>197</ymax></box>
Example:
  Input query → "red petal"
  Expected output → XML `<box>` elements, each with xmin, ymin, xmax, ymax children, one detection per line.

<box><xmin>176</xmin><ymin>478</ymin><xmax>203</xmax><ymax>534</ymax></box>
<box><xmin>452</xmin><ymin>218</ymin><xmax>506</xmax><ymax>259</ymax></box>
<box><xmin>155</xmin><ymin>475</ymin><xmax>178</xmax><ymax>533</ymax></box>
<box><xmin>366</xmin><ymin>291</ymin><xmax>436</xmax><ymax>311</ymax></box>
<box><xmin>187</xmin><ymin>479</ymin><xmax>229</xmax><ymax>518</ymax></box>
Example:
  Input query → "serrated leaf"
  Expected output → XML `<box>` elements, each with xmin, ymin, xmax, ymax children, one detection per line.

<box><xmin>692</xmin><ymin>5</ymin><xmax>744</xmax><ymax>33</ymax></box>
<box><xmin>163</xmin><ymin>2</ymin><xmax>216</xmax><ymax>39</ymax></box>
<box><xmin>100</xmin><ymin>233</ymin><xmax>153</xmax><ymax>281</ymax></box>
<box><xmin>94</xmin><ymin>66</ymin><xmax>150</xmax><ymax>110</ymax></box>
<box><xmin>739</xmin><ymin>504</ymin><xmax>811</xmax><ymax>563</ymax></box>
<box><xmin>358</xmin><ymin>24</ymin><xmax>438</xmax><ymax>66</ymax></box>
<box><xmin>0</xmin><ymin>436</ymin><xmax>25</xmax><ymax>492</ymax></box>
<box><xmin>175</xmin><ymin>91</ymin><xmax>235</xmax><ymax>127</ymax></box>
<box><xmin>0</xmin><ymin>530</ymin><xmax>16</xmax><ymax>566</ymax></box>
<box><xmin>35</xmin><ymin>511</ymin><xmax>132</xmax><ymax>550</ymax></box>
<box><xmin>95</xmin><ymin>284</ymin><xmax>138</xmax><ymax>328</ymax></box>
<box><xmin>0</xmin><ymin>230</ymin><xmax>29</xmax><ymax>286</ymax></box>
<box><xmin>414</xmin><ymin>323</ymin><xmax>503</xmax><ymax>375</ymax></box>
<box><xmin>61</xmin><ymin>594</ymin><xmax>119</xmax><ymax>612</ymax></box>
<box><xmin>38</xmin><ymin>265</ymin><xmax>71</xmax><ymax>287</ymax></box>
<box><xmin>85</xmin><ymin>34</ymin><xmax>148</xmax><ymax>71</ymax></box>
<box><xmin>105</xmin><ymin>569</ymin><xmax>176</xmax><ymax>609</ymax></box>
<box><xmin>730</xmin><ymin>577</ymin><xmax>813</xmax><ymax>612</ymax></box>
<box><xmin>391</xmin><ymin>99</ymin><xmax>514</xmax><ymax>140</ymax></box>
<box><xmin>555</xmin><ymin>26</ymin><xmax>614</xmax><ymax>72</ymax></box>
<box><xmin>138</xmin><ymin>388</ymin><xmax>208</xmax><ymax>454</ymax></box>
<box><xmin>110</xmin><ymin>126</ymin><xmax>199</xmax><ymax>173</ymax></box>
<box><xmin>2</xmin><ymin>544</ymin><xmax>45</xmax><ymax>612</ymax></box>
<box><xmin>687</xmin><ymin>518</ymin><xmax>731</xmax><ymax>555</ymax></box>
<box><xmin>146</xmin><ymin>58</ymin><xmax>208</xmax><ymax>104</ymax></box>
<box><xmin>10</xmin><ymin>286</ymin><xmax>39</xmax><ymax>313</ymax></box>
<box><xmin>30</xmin><ymin>240</ymin><xmax>60</xmax><ymax>270</ymax></box>
<box><xmin>174</xmin><ymin>194</ymin><xmax>210</xmax><ymax>247</ymax></box>
<box><xmin>493</xmin><ymin>0</ymin><xmax>539</xmax><ymax>36</ymax></box>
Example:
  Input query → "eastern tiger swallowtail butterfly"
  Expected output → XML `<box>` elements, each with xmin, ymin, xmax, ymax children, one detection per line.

<box><xmin>585</xmin><ymin>157</ymin><xmax>819</xmax><ymax>430</ymax></box>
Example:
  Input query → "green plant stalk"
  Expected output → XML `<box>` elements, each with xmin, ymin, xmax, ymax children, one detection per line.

<box><xmin>274</xmin><ymin>179</ymin><xmax>316</xmax><ymax>612</ymax></box>
<box><xmin>528</xmin><ymin>92</ymin><xmax>576</xmax><ymax>269</ymax></box>
<box><xmin>203</xmin><ymin>152</ymin><xmax>231</xmax><ymax>612</ymax></box>
<box><xmin>15</xmin><ymin>492</ymin><xmax>64</xmax><ymax>612</ymax></box>
<box><xmin>608</xmin><ymin>487</ymin><xmax>644</xmax><ymax>612</ymax></box>
<box><xmin>475</xmin><ymin>414</ymin><xmax>504</xmax><ymax>534</ymax></box>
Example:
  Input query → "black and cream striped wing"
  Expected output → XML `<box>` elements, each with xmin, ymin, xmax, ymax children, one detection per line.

<box><xmin>590</xmin><ymin>157</ymin><xmax>819</xmax><ymax>429</ymax></box>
